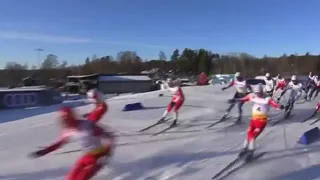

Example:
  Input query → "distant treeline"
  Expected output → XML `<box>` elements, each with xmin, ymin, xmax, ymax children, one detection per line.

<box><xmin>1</xmin><ymin>49</ymin><xmax>320</xmax><ymax>86</ymax></box>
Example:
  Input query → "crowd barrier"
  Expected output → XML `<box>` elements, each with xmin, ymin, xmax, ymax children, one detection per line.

<box><xmin>0</xmin><ymin>87</ymin><xmax>63</xmax><ymax>109</ymax></box>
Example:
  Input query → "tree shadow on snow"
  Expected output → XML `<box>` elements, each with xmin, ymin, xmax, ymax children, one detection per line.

<box><xmin>107</xmin><ymin>150</ymin><xmax>238</xmax><ymax>180</ymax></box>
<box><xmin>273</xmin><ymin>164</ymin><xmax>320</xmax><ymax>180</ymax></box>
<box><xmin>0</xmin><ymin>100</ymin><xmax>88</xmax><ymax>124</ymax></box>
<box><xmin>270</xmin><ymin>108</ymin><xmax>315</xmax><ymax>126</ymax></box>
<box><xmin>0</xmin><ymin>167</ymin><xmax>68</xmax><ymax>180</ymax></box>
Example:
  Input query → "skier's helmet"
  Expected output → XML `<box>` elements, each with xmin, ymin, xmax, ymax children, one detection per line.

<box><xmin>87</xmin><ymin>89</ymin><xmax>104</xmax><ymax>104</ymax></box>
<box><xmin>291</xmin><ymin>75</ymin><xmax>298</xmax><ymax>84</ymax></box>
<box><xmin>235</xmin><ymin>72</ymin><xmax>241</xmax><ymax>78</ymax></box>
<box><xmin>235</xmin><ymin>72</ymin><xmax>243</xmax><ymax>81</ymax></box>
<box><xmin>265</xmin><ymin>73</ymin><xmax>271</xmax><ymax>80</ymax></box>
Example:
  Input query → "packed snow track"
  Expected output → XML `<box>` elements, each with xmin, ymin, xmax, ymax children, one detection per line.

<box><xmin>0</xmin><ymin>85</ymin><xmax>320</xmax><ymax>180</ymax></box>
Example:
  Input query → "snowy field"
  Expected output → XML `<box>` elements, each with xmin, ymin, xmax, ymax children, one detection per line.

<box><xmin>1</xmin><ymin>85</ymin><xmax>320</xmax><ymax>180</ymax></box>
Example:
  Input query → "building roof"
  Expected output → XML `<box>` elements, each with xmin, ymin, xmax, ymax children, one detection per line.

<box><xmin>67</xmin><ymin>74</ymin><xmax>99</xmax><ymax>79</ymax></box>
<box><xmin>98</xmin><ymin>75</ymin><xmax>151</xmax><ymax>82</ymax></box>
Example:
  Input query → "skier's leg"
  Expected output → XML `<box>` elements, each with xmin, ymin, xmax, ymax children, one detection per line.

<box><xmin>236</xmin><ymin>101</ymin><xmax>244</xmax><ymax>123</ymax></box>
<box><xmin>309</xmin><ymin>86</ymin><xmax>316</xmax><ymax>100</ymax></box>
<box><xmin>235</xmin><ymin>93</ymin><xmax>246</xmax><ymax>123</ymax></box>
<box><xmin>239</xmin><ymin>119</ymin><xmax>254</xmax><ymax>157</ymax></box>
<box><xmin>247</xmin><ymin>119</ymin><xmax>266</xmax><ymax>150</ymax></box>
<box><xmin>161</xmin><ymin>101</ymin><xmax>175</xmax><ymax>121</ymax></box>
<box><xmin>225</xmin><ymin>103</ymin><xmax>235</xmax><ymax>114</ymax></box>
<box><xmin>227</xmin><ymin>92</ymin><xmax>238</xmax><ymax>109</ymax></box>
<box><xmin>314</xmin><ymin>87</ymin><xmax>320</xmax><ymax>99</ymax></box>
<box><xmin>69</xmin><ymin>145</ymin><xmax>112</xmax><ymax>180</ymax></box>
<box><xmin>172</xmin><ymin>99</ymin><xmax>184</xmax><ymax>125</ymax></box>
<box><xmin>66</xmin><ymin>159</ymin><xmax>85</xmax><ymax>180</ymax></box>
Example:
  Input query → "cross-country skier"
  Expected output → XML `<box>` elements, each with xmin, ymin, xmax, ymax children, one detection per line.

<box><xmin>221</xmin><ymin>72</ymin><xmax>252</xmax><ymax>124</ymax></box>
<box><xmin>305</xmin><ymin>72</ymin><xmax>316</xmax><ymax>100</ymax></box>
<box><xmin>84</xmin><ymin>89</ymin><xmax>108</xmax><ymax>123</ymax></box>
<box><xmin>277</xmin><ymin>75</ymin><xmax>304</xmax><ymax>113</ymax></box>
<box><xmin>158</xmin><ymin>77</ymin><xmax>185</xmax><ymax>126</ymax></box>
<box><xmin>229</xmin><ymin>83</ymin><xmax>284</xmax><ymax>160</ymax></box>
<box><xmin>307</xmin><ymin>75</ymin><xmax>320</xmax><ymax>100</ymax></box>
<box><xmin>29</xmin><ymin>106</ymin><xmax>115</xmax><ymax>180</ymax></box>
<box><xmin>273</xmin><ymin>74</ymin><xmax>286</xmax><ymax>94</ymax></box>
<box><xmin>264</xmin><ymin>73</ymin><xmax>276</xmax><ymax>97</ymax></box>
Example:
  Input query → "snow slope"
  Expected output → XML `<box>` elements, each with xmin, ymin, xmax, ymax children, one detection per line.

<box><xmin>1</xmin><ymin>85</ymin><xmax>320</xmax><ymax>180</ymax></box>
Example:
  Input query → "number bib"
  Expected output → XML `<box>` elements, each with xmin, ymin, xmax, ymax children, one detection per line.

<box><xmin>251</xmin><ymin>95</ymin><xmax>270</xmax><ymax>119</ymax></box>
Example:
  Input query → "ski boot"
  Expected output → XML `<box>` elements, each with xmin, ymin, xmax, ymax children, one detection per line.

<box><xmin>157</xmin><ymin>117</ymin><xmax>166</xmax><ymax>124</ymax></box>
<box><xmin>244</xmin><ymin>150</ymin><xmax>255</xmax><ymax>162</ymax></box>
<box><xmin>238</xmin><ymin>148</ymin><xmax>248</xmax><ymax>157</ymax></box>
<box><xmin>235</xmin><ymin>116</ymin><xmax>242</xmax><ymax>124</ymax></box>
<box><xmin>170</xmin><ymin>119</ymin><xmax>178</xmax><ymax>127</ymax></box>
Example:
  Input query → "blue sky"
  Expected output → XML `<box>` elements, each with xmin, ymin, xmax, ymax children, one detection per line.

<box><xmin>0</xmin><ymin>0</ymin><xmax>320</xmax><ymax>68</ymax></box>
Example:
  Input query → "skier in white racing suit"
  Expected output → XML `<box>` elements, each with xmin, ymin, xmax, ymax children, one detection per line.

<box><xmin>305</xmin><ymin>72</ymin><xmax>316</xmax><ymax>97</ymax></box>
<box><xmin>222</xmin><ymin>72</ymin><xmax>252</xmax><ymax>123</ymax></box>
<box><xmin>264</xmin><ymin>73</ymin><xmax>276</xmax><ymax>97</ymax></box>
<box><xmin>277</xmin><ymin>75</ymin><xmax>304</xmax><ymax>114</ymax></box>
<box><xmin>307</xmin><ymin>75</ymin><xmax>320</xmax><ymax>100</ymax></box>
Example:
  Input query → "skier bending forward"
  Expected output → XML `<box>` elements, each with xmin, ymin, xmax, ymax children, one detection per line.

<box><xmin>159</xmin><ymin>78</ymin><xmax>185</xmax><ymax>126</ymax></box>
<box><xmin>229</xmin><ymin>84</ymin><xmax>284</xmax><ymax>160</ymax></box>
<box><xmin>29</xmin><ymin>106</ymin><xmax>115</xmax><ymax>180</ymax></box>
<box><xmin>277</xmin><ymin>75</ymin><xmax>304</xmax><ymax>110</ymax></box>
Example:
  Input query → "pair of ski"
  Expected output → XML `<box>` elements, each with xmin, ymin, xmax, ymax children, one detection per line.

<box><xmin>211</xmin><ymin>151</ymin><xmax>267</xmax><ymax>180</ymax></box>
<box><xmin>206</xmin><ymin>115</ymin><xmax>234</xmax><ymax>128</ymax></box>
<box><xmin>138</xmin><ymin>117</ymin><xmax>179</xmax><ymax>136</ymax></box>
<box><xmin>271</xmin><ymin>102</ymin><xmax>296</xmax><ymax>126</ymax></box>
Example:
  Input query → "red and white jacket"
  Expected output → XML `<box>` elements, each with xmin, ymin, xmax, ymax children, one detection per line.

<box><xmin>86</xmin><ymin>89</ymin><xmax>108</xmax><ymax>123</ymax></box>
<box><xmin>166</xmin><ymin>78</ymin><xmax>185</xmax><ymax>102</ymax></box>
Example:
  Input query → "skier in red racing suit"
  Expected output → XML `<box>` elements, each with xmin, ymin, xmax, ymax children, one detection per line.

<box><xmin>84</xmin><ymin>89</ymin><xmax>108</xmax><ymax>123</ymax></box>
<box><xmin>274</xmin><ymin>74</ymin><xmax>287</xmax><ymax>93</ymax></box>
<box><xmin>229</xmin><ymin>83</ymin><xmax>284</xmax><ymax>160</ymax></box>
<box><xmin>159</xmin><ymin>78</ymin><xmax>185</xmax><ymax>126</ymax></box>
<box><xmin>29</xmin><ymin>106</ymin><xmax>115</xmax><ymax>180</ymax></box>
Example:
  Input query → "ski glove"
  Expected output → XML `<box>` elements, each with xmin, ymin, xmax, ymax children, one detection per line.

<box><xmin>222</xmin><ymin>87</ymin><xmax>227</xmax><ymax>91</ymax></box>
<box><xmin>279</xmin><ymin>105</ymin><xmax>285</xmax><ymax>110</ymax></box>
<box><xmin>277</xmin><ymin>97</ymin><xmax>281</xmax><ymax>103</ymax></box>
<box><xmin>28</xmin><ymin>150</ymin><xmax>45</xmax><ymax>158</ymax></box>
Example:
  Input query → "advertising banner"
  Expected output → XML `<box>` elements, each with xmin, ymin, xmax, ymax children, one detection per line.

<box><xmin>0</xmin><ymin>88</ymin><xmax>63</xmax><ymax>109</ymax></box>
